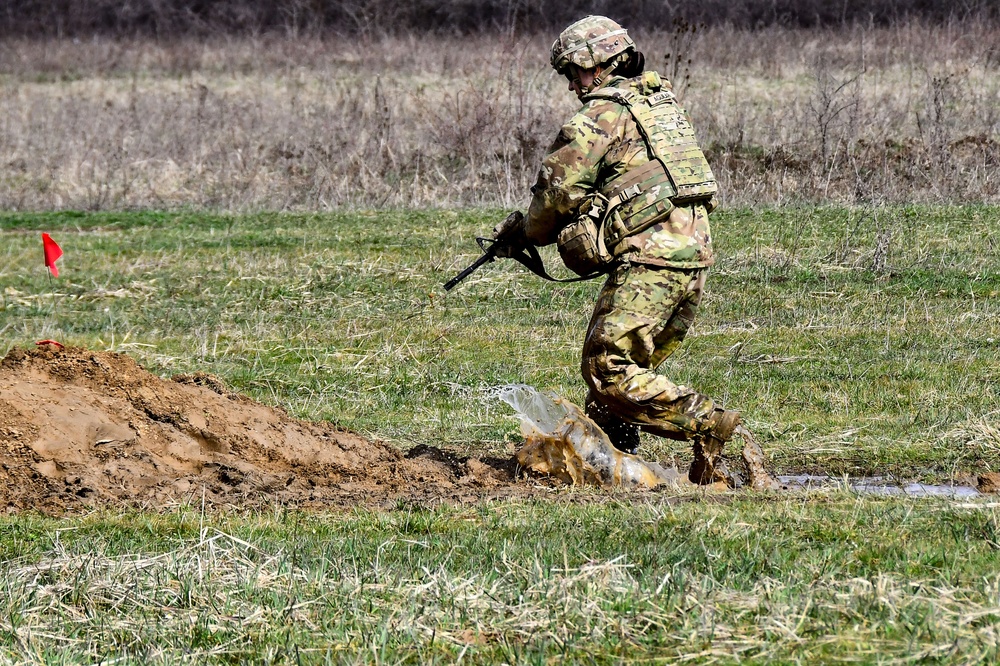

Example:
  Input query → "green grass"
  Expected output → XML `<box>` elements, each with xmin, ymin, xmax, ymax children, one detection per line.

<box><xmin>3</xmin><ymin>206</ymin><xmax>999</xmax><ymax>475</ymax></box>
<box><xmin>2</xmin><ymin>205</ymin><xmax>1000</xmax><ymax>662</ymax></box>
<box><xmin>1</xmin><ymin>500</ymin><xmax>999</xmax><ymax>663</ymax></box>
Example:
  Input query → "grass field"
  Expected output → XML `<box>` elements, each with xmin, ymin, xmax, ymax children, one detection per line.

<box><xmin>2</xmin><ymin>205</ymin><xmax>1000</xmax><ymax>662</ymax></box>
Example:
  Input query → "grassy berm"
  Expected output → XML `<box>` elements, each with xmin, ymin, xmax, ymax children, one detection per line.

<box><xmin>1</xmin><ymin>206</ymin><xmax>999</xmax><ymax>662</ymax></box>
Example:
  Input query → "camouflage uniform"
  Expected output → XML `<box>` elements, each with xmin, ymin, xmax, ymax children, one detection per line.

<box><xmin>524</xmin><ymin>67</ymin><xmax>735</xmax><ymax>459</ymax></box>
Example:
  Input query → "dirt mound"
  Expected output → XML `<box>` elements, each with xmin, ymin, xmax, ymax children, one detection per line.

<box><xmin>0</xmin><ymin>345</ymin><xmax>530</xmax><ymax>513</ymax></box>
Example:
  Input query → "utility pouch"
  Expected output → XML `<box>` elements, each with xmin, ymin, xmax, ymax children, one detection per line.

<box><xmin>557</xmin><ymin>196</ymin><xmax>613</xmax><ymax>276</ymax></box>
<box><xmin>600</xmin><ymin>182</ymin><xmax>676</xmax><ymax>255</ymax></box>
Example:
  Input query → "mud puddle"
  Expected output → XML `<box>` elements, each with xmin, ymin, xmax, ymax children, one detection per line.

<box><xmin>498</xmin><ymin>385</ymin><xmax>997</xmax><ymax>499</ymax></box>
<box><xmin>778</xmin><ymin>475</ymin><xmax>982</xmax><ymax>498</ymax></box>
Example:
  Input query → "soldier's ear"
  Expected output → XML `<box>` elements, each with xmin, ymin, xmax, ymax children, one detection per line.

<box><xmin>618</xmin><ymin>50</ymin><xmax>645</xmax><ymax>78</ymax></box>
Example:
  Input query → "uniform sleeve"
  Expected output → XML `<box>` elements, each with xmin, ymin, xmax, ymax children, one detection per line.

<box><xmin>523</xmin><ymin>102</ymin><xmax>624</xmax><ymax>246</ymax></box>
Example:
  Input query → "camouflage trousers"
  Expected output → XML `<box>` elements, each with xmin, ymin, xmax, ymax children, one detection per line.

<box><xmin>581</xmin><ymin>261</ymin><xmax>718</xmax><ymax>441</ymax></box>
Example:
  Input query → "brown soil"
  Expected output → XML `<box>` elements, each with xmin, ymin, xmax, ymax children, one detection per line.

<box><xmin>978</xmin><ymin>473</ymin><xmax>1000</xmax><ymax>494</ymax></box>
<box><xmin>0</xmin><ymin>345</ymin><xmax>544</xmax><ymax>514</ymax></box>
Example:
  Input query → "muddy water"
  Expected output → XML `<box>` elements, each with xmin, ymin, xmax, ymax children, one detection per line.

<box><xmin>734</xmin><ymin>425</ymin><xmax>781</xmax><ymax>490</ymax></box>
<box><xmin>499</xmin><ymin>385</ymin><xmax>693</xmax><ymax>490</ymax></box>
<box><xmin>499</xmin><ymin>385</ymin><xmax>776</xmax><ymax>491</ymax></box>
<box><xmin>498</xmin><ymin>385</ymin><xmax>982</xmax><ymax>498</ymax></box>
<box><xmin>778</xmin><ymin>475</ymin><xmax>981</xmax><ymax>498</ymax></box>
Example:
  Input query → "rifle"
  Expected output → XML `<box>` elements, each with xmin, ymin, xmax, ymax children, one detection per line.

<box><xmin>444</xmin><ymin>211</ymin><xmax>527</xmax><ymax>291</ymax></box>
<box><xmin>444</xmin><ymin>210</ymin><xmax>604</xmax><ymax>291</ymax></box>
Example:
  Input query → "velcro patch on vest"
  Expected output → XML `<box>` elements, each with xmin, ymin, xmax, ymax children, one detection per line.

<box><xmin>647</xmin><ymin>91</ymin><xmax>674</xmax><ymax>106</ymax></box>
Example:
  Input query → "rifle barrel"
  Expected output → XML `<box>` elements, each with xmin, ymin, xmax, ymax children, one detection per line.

<box><xmin>443</xmin><ymin>251</ymin><xmax>495</xmax><ymax>291</ymax></box>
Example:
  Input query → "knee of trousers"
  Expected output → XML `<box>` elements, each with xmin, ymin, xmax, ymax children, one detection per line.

<box><xmin>581</xmin><ymin>354</ymin><xmax>716</xmax><ymax>439</ymax></box>
<box><xmin>580</xmin><ymin>354</ymin><xmax>647</xmax><ymax>421</ymax></box>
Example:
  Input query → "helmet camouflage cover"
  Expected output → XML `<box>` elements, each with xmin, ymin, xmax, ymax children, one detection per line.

<box><xmin>550</xmin><ymin>15</ymin><xmax>635</xmax><ymax>74</ymax></box>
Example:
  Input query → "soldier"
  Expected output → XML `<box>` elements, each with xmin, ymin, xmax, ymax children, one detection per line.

<box><xmin>501</xmin><ymin>15</ymin><xmax>773</xmax><ymax>487</ymax></box>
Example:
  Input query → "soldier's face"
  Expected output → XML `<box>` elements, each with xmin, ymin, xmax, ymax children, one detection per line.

<box><xmin>565</xmin><ymin>65</ymin><xmax>597</xmax><ymax>100</ymax></box>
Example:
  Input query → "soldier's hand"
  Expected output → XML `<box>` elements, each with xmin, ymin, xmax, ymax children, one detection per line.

<box><xmin>492</xmin><ymin>211</ymin><xmax>526</xmax><ymax>258</ymax></box>
<box><xmin>492</xmin><ymin>210</ymin><xmax>525</xmax><ymax>240</ymax></box>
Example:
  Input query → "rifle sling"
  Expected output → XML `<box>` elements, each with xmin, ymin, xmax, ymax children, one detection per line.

<box><xmin>509</xmin><ymin>245</ymin><xmax>605</xmax><ymax>283</ymax></box>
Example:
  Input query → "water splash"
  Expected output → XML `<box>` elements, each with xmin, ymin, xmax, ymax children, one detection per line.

<box><xmin>498</xmin><ymin>385</ymin><xmax>696</xmax><ymax>490</ymax></box>
<box><xmin>496</xmin><ymin>386</ymin><xmax>982</xmax><ymax>498</ymax></box>
<box><xmin>734</xmin><ymin>424</ymin><xmax>782</xmax><ymax>490</ymax></box>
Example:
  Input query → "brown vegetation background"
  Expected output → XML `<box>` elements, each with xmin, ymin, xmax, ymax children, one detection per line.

<box><xmin>1</xmin><ymin>6</ymin><xmax>999</xmax><ymax>211</ymax></box>
<box><xmin>3</xmin><ymin>0</ymin><xmax>998</xmax><ymax>37</ymax></box>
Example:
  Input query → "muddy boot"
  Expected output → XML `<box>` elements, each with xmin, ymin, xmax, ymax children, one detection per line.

<box><xmin>736</xmin><ymin>425</ymin><xmax>781</xmax><ymax>491</ymax></box>
<box><xmin>688</xmin><ymin>409</ymin><xmax>741</xmax><ymax>486</ymax></box>
<box><xmin>689</xmin><ymin>438</ymin><xmax>730</xmax><ymax>485</ymax></box>
<box><xmin>586</xmin><ymin>402</ymin><xmax>641</xmax><ymax>455</ymax></box>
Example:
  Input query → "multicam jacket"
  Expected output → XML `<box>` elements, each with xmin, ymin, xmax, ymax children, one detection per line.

<box><xmin>525</xmin><ymin>70</ymin><xmax>716</xmax><ymax>269</ymax></box>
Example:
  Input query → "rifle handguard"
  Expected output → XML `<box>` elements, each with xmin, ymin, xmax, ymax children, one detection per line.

<box><xmin>443</xmin><ymin>210</ymin><xmax>605</xmax><ymax>291</ymax></box>
<box><xmin>491</xmin><ymin>211</ymin><xmax>527</xmax><ymax>257</ymax></box>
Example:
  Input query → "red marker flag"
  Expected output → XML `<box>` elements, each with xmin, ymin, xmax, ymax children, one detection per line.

<box><xmin>42</xmin><ymin>233</ymin><xmax>62</xmax><ymax>277</ymax></box>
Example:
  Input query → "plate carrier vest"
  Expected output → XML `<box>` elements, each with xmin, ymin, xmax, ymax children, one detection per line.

<box><xmin>583</xmin><ymin>80</ymin><xmax>718</xmax><ymax>250</ymax></box>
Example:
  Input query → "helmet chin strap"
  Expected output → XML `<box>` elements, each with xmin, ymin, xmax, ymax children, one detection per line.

<box><xmin>584</xmin><ymin>57</ymin><xmax>623</xmax><ymax>94</ymax></box>
<box><xmin>588</xmin><ymin>70</ymin><xmax>605</xmax><ymax>93</ymax></box>
<box><xmin>592</xmin><ymin>55</ymin><xmax>624</xmax><ymax>89</ymax></box>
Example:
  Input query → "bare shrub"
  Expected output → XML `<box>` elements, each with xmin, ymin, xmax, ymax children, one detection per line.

<box><xmin>1</xmin><ymin>20</ymin><xmax>999</xmax><ymax>211</ymax></box>
<box><xmin>3</xmin><ymin>0</ymin><xmax>999</xmax><ymax>38</ymax></box>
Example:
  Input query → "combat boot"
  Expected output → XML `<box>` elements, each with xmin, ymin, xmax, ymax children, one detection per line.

<box><xmin>688</xmin><ymin>409</ymin><xmax>741</xmax><ymax>485</ymax></box>
<box><xmin>586</xmin><ymin>401</ymin><xmax>641</xmax><ymax>455</ymax></box>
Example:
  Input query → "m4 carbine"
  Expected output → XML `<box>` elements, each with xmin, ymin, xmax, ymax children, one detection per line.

<box><xmin>443</xmin><ymin>211</ymin><xmax>526</xmax><ymax>291</ymax></box>
<box><xmin>443</xmin><ymin>211</ymin><xmax>600</xmax><ymax>291</ymax></box>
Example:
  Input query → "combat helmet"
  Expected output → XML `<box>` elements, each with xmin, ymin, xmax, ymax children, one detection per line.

<box><xmin>550</xmin><ymin>15</ymin><xmax>635</xmax><ymax>74</ymax></box>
